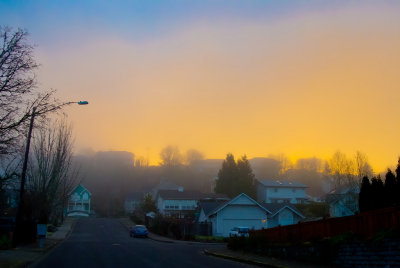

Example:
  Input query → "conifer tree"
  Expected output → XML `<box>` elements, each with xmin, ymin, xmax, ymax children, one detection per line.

<box><xmin>215</xmin><ymin>154</ymin><xmax>256</xmax><ymax>198</ymax></box>
<box><xmin>370</xmin><ymin>176</ymin><xmax>384</xmax><ymax>210</ymax></box>
<box><xmin>384</xmin><ymin>169</ymin><xmax>396</xmax><ymax>207</ymax></box>
<box><xmin>359</xmin><ymin>176</ymin><xmax>371</xmax><ymax>212</ymax></box>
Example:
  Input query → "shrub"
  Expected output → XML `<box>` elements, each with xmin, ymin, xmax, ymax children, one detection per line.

<box><xmin>227</xmin><ymin>236</ymin><xmax>247</xmax><ymax>250</ymax></box>
<box><xmin>0</xmin><ymin>234</ymin><xmax>12</xmax><ymax>250</ymax></box>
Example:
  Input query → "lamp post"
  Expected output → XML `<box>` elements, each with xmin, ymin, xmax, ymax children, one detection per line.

<box><xmin>12</xmin><ymin>101</ymin><xmax>89</xmax><ymax>247</ymax></box>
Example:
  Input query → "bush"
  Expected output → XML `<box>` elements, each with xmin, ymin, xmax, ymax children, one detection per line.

<box><xmin>227</xmin><ymin>236</ymin><xmax>247</xmax><ymax>250</ymax></box>
<box><xmin>0</xmin><ymin>234</ymin><xmax>12</xmax><ymax>250</ymax></box>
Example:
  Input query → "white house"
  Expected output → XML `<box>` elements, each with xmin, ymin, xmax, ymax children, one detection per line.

<box><xmin>261</xmin><ymin>203</ymin><xmax>305</xmax><ymax>227</ymax></box>
<box><xmin>256</xmin><ymin>179</ymin><xmax>308</xmax><ymax>204</ymax></box>
<box><xmin>67</xmin><ymin>184</ymin><xmax>91</xmax><ymax>217</ymax></box>
<box><xmin>156</xmin><ymin>188</ymin><xmax>203</xmax><ymax>218</ymax></box>
<box><xmin>326</xmin><ymin>185</ymin><xmax>359</xmax><ymax>217</ymax></box>
<box><xmin>206</xmin><ymin>193</ymin><xmax>270</xmax><ymax>237</ymax></box>
<box><xmin>198</xmin><ymin>199</ymin><xmax>229</xmax><ymax>223</ymax></box>
<box><xmin>150</xmin><ymin>180</ymin><xmax>180</xmax><ymax>200</ymax></box>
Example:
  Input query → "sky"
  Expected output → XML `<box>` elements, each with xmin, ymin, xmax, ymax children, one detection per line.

<box><xmin>1</xmin><ymin>1</ymin><xmax>400</xmax><ymax>172</ymax></box>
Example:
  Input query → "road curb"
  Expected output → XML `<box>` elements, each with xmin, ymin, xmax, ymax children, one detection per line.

<box><xmin>203</xmin><ymin>249</ymin><xmax>284</xmax><ymax>268</ymax></box>
<box><xmin>147</xmin><ymin>236</ymin><xmax>174</xmax><ymax>243</ymax></box>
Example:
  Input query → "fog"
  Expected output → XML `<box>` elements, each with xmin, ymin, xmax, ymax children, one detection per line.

<box><xmin>74</xmin><ymin>150</ymin><xmax>340</xmax><ymax>216</ymax></box>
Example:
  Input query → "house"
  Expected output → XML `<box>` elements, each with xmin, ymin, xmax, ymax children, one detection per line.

<box><xmin>156</xmin><ymin>188</ymin><xmax>203</xmax><ymax>218</ymax></box>
<box><xmin>325</xmin><ymin>185</ymin><xmax>359</xmax><ymax>217</ymax></box>
<box><xmin>156</xmin><ymin>188</ymin><xmax>227</xmax><ymax>218</ymax></box>
<box><xmin>66</xmin><ymin>184</ymin><xmax>91</xmax><ymax>217</ymax></box>
<box><xmin>124</xmin><ymin>192</ymin><xmax>144</xmax><ymax>214</ymax></box>
<box><xmin>197</xmin><ymin>199</ymin><xmax>229</xmax><ymax>222</ymax></box>
<box><xmin>256</xmin><ymin>179</ymin><xmax>308</xmax><ymax>204</ymax></box>
<box><xmin>261</xmin><ymin>203</ymin><xmax>305</xmax><ymax>227</ymax></box>
<box><xmin>206</xmin><ymin>193</ymin><xmax>270</xmax><ymax>237</ymax></box>
<box><xmin>150</xmin><ymin>180</ymin><xmax>180</xmax><ymax>200</ymax></box>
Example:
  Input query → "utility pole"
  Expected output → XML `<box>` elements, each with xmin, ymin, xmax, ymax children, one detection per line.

<box><xmin>12</xmin><ymin>100</ymin><xmax>89</xmax><ymax>247</ymax></box>
<box><xmin>12</xmin><ymin>107</ymin><xmax>36</xmax><ymax>247</ymax></box>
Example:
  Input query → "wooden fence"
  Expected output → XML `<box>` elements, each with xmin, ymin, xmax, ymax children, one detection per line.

<box><xmin>250</xmin><ymin>206</ymin><xmax>400</xmax><ymax>242</ymax></box>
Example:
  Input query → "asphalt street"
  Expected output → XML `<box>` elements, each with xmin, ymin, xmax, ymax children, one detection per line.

<box><xmin>31</xmin><ymin>218</ymin><xmax>252</xmax><ymax>268</ymax></box>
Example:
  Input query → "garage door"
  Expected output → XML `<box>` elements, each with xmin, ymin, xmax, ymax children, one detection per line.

<box><xmin>222</xmin><ymin>219</ymin><xmax>261</xmax><ymax>237</ymax></box>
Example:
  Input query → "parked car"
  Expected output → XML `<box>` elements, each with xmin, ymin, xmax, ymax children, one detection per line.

<box><xmin>130</xmin><ymin>225</ymin><xmax>148</xmax><ymax>238</ymax></box>
<box><xmin>47</xmin><ymin>224</ymin><xmax>58</xmax><ymax>233</ymax></box>
<box><xmin>229</xmin><ymin>226</ymin><xmax>249</xmax><ymax>237</ymax></box>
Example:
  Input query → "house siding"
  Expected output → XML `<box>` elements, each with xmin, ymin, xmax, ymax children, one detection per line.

<box><xmin>265</xmin><ymin>187</ymin><xmax>306</xmax><ymax>204</ymax></box>
<box><xmin>212</xmin><ymin>204</ymin><xmax>268</xmax><ymax>237</ymax></box>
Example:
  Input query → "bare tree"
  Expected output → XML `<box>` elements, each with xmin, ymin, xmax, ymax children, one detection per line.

<box><xmin>135</xmin><ymin>156</ymin><xmax>149</xmax><ymax>168</ymax></box>
<box><xmin>354</xmin><ymin>151</ymin><xmax>374</xmax><ymax>180</ymax></box>
<box><xmin>0</xmin><ymin>27</ymin><xmax>68</xmax><ymax>156</ymax></box>
<box><xmin>27</xmin><ymin>118</ymin><xmax>80</xmax><ymax>224</ymax></box>
<box><xmin>328</xmin><ymin>151</ymin><xmax>356</xmax><ymax>188</ymax></box>
<box><xmin>295</xmin><ymin>157</ymin><xmax>324</xmax><ymax>172</ymax></box>
<box><xmin>159</xmin><ymin>145</ymin><xmax>182</xmax><ymax>167</ymax></box>
<box><xmin>184</xmin><ymin>149</ymin><xmax>204</xmax><ymax>166</ymax></box>
<box><xmin>268</xmin><ymin>153</ymin><xmax>293</xmax><ymax>174</ymax></box>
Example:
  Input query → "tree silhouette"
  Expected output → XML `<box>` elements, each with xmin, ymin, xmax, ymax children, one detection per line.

<box><xmin>215</xmin><ymin>154</ymin><xmax>256</xmax><ymax>198</ymax></box>
<box><xmin>384</xmin><ymin>169</ymin><xmax>396</xmax><ymax>207</ymax></box>
<box><xmin>359</xmin><ymin>176</ymin><xmax>371</xmax><ymax>212</ymax></box>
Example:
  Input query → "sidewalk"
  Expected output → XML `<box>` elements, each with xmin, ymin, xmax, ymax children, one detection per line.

<box><xmin>0</xmin><ymin>217</ymin><xmax>76</xmax><ymax>268</ymax></box>
<box><xmin>204</xmin><ymin>248</ymin><xmax>334</xmax><ymax>268</ymax></box>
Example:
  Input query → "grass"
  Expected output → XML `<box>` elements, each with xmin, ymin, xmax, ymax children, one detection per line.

<box><xmin>195</xmin><ymin>235</ymin><xmax>226</xmax><ymax>242</ymax></box>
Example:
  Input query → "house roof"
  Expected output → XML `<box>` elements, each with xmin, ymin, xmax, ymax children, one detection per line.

<box><xmin>260</xmin><ymin>203</ymin><xmax>305</xmax><ymax>218</ymax></box>
<box><xmin>71</xmin><ymin>184</ymin><xmax>91</xmax><ymax>196</ymax></box>
<box><xmin>198</xmin><ymin>200</ymin><xmax>229</xmax><ymax>215</ymax></box>
<box><xmin>207</xmin><ymin>193</ymin><xmax>271</xmax><ymax>217</ymax></box>
<box><xmin>257</xmin><ymin>179</ymin><xmax>307</xmax><ymax>188</ymax></box>
<box><xmin>157</xmin><ymin>189</ymin><xmax>205</xmax><ymax>200</ymax></box>
<box><xmin>324</xmin><ymin>184</ymin><xmax>360</xmax><ymax>204</ymax></box>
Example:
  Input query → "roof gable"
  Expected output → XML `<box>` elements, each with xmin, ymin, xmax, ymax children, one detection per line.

<box><xmin>198</xmin><ymin>200</ymin><xmax>228</xmax><ymax>215</ymax></box>
<box><xmin>207</xmin><ymin>193</ymin><xmax>271</xmax><ymax>217</ymax></box>
<box><xmin>261</xmin><ymin>203</ymin><xmax>305</xmax><ymax>218</ymax></box>
<box><xmin>71</xmin><ymin>184</ymin><xmax>91</xmax><ymax>197</ymax></box>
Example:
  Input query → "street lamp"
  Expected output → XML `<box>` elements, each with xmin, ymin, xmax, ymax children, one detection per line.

<box><xmin>12</xmin><ymin>101</ymin><xmax>89</xmax><ymax>247</ymax></box>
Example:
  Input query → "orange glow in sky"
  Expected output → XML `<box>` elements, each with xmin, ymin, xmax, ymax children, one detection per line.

<box><xmin>25</xmin><ymin>3</ymin><xmax>400</xmax><ymax>172</ymax></box>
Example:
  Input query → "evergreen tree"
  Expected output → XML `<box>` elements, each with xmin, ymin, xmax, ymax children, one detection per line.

<box><xmin>215</xmin><ymin>154</ymin><xmax>256</xmax><ymax>198</ymax></box>
<box><xmin>236</xmin><ymin>155</ymin><xmax>256</xmax><ymax>199</ymax></box>
<box><xmin>384</xmin><ymin>169</ymin><xmax>397</xmax><ymax>207</ymax></box>
<box><xmin>215</xmin><ymin>154</ymin><xmax>238</xmax><ymax>198</ymax></box>
<box><xmin>359</xmin><ymin>176</ymin><xmax>371</xmax><ymax>212</ymax></box>
<box><xmin>395</xmin><ymin>158</ymin><xmax>400</xmax><ymax>205</ymax></box>
<box><xmin>370</xmin><ymin>176</ymin><xmax>384</xmax><ymax>210</ymax></box>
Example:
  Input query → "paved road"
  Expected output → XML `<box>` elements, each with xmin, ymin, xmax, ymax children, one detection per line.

<box><xmin>32</xmin><ymin>218</ymin><xmax>252</xmax><ymax>268</ymax></box>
